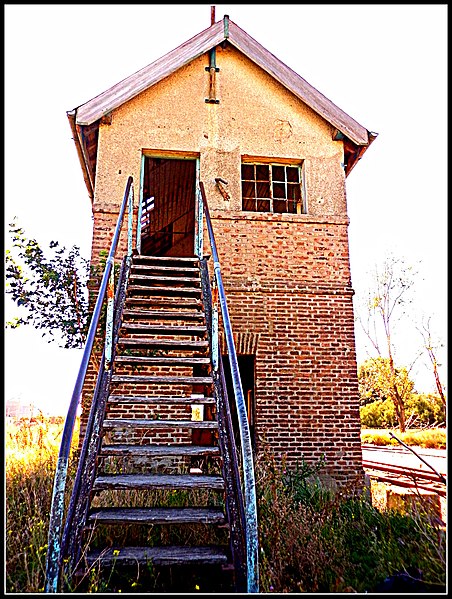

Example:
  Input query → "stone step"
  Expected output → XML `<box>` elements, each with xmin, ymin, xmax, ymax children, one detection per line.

<box><xmin>93</xmin><ymin>473</ymin><xmax>225</xmax><ymax>491</ymax></box>
<box><xmin>100</xmin><ymin>443</ymin><xmax>220</xmax><ymax>457</ymax></box>
<box><xmin>102</xmin><ymin>419</ymin><xmax>218</xmax><ymax>430</ymax></box>
<box><xmin>88</xmin><ymin>506</ymin><xmax>225</xmax><ymax>525</ymax></box>
<box><xmin>84</xmin><ymin>545</ymin><xmax>229</xmax><ymax>567</ymax></box>
<box><xmin>107</xmin><ymin>395</ymin><xmax>215</xmax><ymax>404</ymax></box>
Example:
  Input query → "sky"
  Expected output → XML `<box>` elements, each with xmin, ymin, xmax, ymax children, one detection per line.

<box><xmin>4</xmin><ymin>4</ymin><xmax>447</xmax><ymax>415</ymax></box>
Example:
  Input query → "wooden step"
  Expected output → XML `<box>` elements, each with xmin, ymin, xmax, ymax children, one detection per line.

<box><xmin>85</xmin><ymin>545</ymin><xmax>228</xmax><ymax>567</ymax></box>
<box><xmin>100</xmin><ymin>444</ymin><xmax>220</xmax><ymax>457</ymax></box>
<box><xmin>93</xmin><ymin>473</ymin><xmax>225</xmax><ymax>491</ymax></box>
<box><xmin>128</xmin><ymin>285</ymin><xmax>202</xmax><ymax>296</ymax></box>
<box><xmin>129</xmin><ymin>274</ymin><xmax>200</xmax><ymax>285</ymax></box>
<box><xmin>121</xmin><ymin>323</ymin><xmax>207</xmax><ymax>336</ymax></box>
<box><xmin>125</xmin><ymin>297</ymin><xmax>202</xmax><ymax>309</ymax></box>
<box><xmin>114</xmin><ymin>355</ymin><xmax>210</xmax><ymax>366</ymax></box>
<box><xmin>123</xmin><ymin>309</ymin><xmax>205</xmax><ymax>321</ymax></box>
<box><xmin>131</xmin><ymin>264</ymin><xmax>199</xmax><ymax>275</ymax></box>
<box><xmin>111</xmin><ymin>375</ymin><xmax>213</xmax><ymax>385</ymax></box>
<box><xmin>102</xmin><ymin>419</ymin><xmax>218</xmax><ymax>429</ymax></box>
<box><xmin>133</xmin><ymin>255</ymin><xmax>199</xmax><ymax>264</ymax></box>
<box><xmin>107</xmin><ymin>395</ymin><xmax>215</xmax><ymax>404</ymax></box>
<box><xmin>117</xmin><ymin>338</ymin><xmax>208</xmax><ymax>349</ymax></box>
<box><xmin>88</xmin><ymin>506</ymin><xmax>225</xmax><ymax>525</ymax></box>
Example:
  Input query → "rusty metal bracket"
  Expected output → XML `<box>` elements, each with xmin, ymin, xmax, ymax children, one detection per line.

<box><xmin>215</xmin><ymin>177</ymin><xmax>230</xmax><ymax>201</ymax></box>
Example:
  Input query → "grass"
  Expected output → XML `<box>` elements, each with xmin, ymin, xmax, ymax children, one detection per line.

<box><xmin>5</xmin><ymin>414</ymin><xmax>79</xmax><ymax>593</ymax></box>
<box><xmin>5</xmin><ymin>418</ymin><xmax>446</xmax><ymax>593</ymax></box>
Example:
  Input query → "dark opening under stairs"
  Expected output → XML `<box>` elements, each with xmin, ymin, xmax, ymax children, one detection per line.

<box><xmin>58</xmin><ymin>254</ymin><xmax>247</xmax><ymax>593</ymax></box>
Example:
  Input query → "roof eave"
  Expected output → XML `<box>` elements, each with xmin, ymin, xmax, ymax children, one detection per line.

<box><xmin>67</xmin><ymin>110</ymin><xmax>94</xmax><ymax>200</ymax></box>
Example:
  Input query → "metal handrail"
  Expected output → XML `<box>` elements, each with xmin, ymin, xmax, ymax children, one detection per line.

<box><xmin>44</xmin><ymin>176</ymin><xmax>134</xmax><ymax>593</ymax></box>
<box><xmin>198</xmin><ymin>181</ymin><xmax>259</xmax><ymax>593</ymax></box>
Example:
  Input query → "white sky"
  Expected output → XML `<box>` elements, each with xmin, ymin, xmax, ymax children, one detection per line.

<box><xmin>4</xmin><ymin>4</ymin><xmax>447</xmax><ymax>415</ymax></box>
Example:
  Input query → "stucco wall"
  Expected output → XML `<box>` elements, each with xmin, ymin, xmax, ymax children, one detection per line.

<box><xmin>93</xmin><ymin>44</ymin><xmax>346</xmax><ymax>222</ymax></box>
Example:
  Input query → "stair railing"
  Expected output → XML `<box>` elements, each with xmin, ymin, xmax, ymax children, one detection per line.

<box><xmin>198</xmin><ymin>181</ymin><xmax>259</xmax><ymax>593</ymax></box>
<box><xmin>44</xmin><ymin>176</ymin><xmax>134</xmax><ymax>593</ymax></box>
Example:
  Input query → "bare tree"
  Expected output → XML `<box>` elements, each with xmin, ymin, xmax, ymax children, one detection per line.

<box><xmin>418</xmin><ymin>317</ymin><xmax>446</xmax><ymax>408</ymax></box>
<box><xmin>357</xmin><ymin>255</ymin><xmax>421</xmax><ymax>432</ymax></box>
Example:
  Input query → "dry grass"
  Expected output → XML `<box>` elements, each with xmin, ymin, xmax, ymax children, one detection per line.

<box><xmin>5</xmin><ymin>414</ymin><xmax>79</xmax><ymax>593</ymax></box>
<box><xmin>361</xmin><ymin>427</ymin><xmax>446</xmax><ymax>448</ymax></box>
<box><xmin>5</xmin><ymin>417</ymin><xmax>446</xmax><ymax>593</ymax></box>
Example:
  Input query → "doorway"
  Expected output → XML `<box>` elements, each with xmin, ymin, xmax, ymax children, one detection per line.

<box><xmin>221</xmin><ymin>354</ymin><xmax>256</xmax><ymax>450</ymax></box>
<box><xmin>140</xmin><ymin>156</ymin><xmax>197</xmax><ymax>256</ymax></box>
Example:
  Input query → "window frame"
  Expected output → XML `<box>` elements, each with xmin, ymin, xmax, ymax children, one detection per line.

<box><xmin>241</xmin><ymin>159</ymin><xmax>306</xmax><ymax>215</ymax></box>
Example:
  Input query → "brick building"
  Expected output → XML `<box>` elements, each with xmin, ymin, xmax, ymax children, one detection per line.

<box><xmin>68</xmin><ymin>15</ymin><xmax>376</xmax><ymax>484</ymax></box>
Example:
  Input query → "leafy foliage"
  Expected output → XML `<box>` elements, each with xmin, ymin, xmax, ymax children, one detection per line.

<box><xmin>360</xmin><ymin>392</ymin><xmax>445</xmax><ymax>429</ymax></box>
<box><xmin>5</xmin><ymin>219</ymin><xmax>91</xmax><ymax>349</ymax></box>
<box><xmin>358</xmin><ymin>357</ymin><xmax>414</xmax><ymax>406</ymax></box>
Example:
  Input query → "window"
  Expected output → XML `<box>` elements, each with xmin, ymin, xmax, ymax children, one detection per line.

<box><xmin>241</xmin><ymin>162</ymin><xmax>304</xmax><ymax>214</ymax></box>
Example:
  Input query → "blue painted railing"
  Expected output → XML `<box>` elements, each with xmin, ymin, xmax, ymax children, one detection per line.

<box><xmin>44</xmin><ymin>177</ymin><xmax>134</xmax><ymax>593</ymax></box>
<box><xmin>198</xmin><ymin>181</ymin><xmax>259</xmax><ymax>593</ymax></box>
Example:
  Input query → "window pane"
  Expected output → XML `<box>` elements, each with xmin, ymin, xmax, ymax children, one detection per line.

<box><xmin>273</xmin><ymin>182</ymin><xmax>286</xmax><ymax>198</ymax></box>
<box><xmin>257</xmin><ymin>199</ymin><xmax>270</xmax><ymax>212</ymax></box>
<box><xmin>256</xmin><ymin>181</ymin><xmax>271</xmax><ymax>198</ymax></box>
<box><xmin>243</xmin><ymin>197</ymin><xmax>256</xmax><ymax>211</ymax></box>
<box><xmin>286</xmin><ymin>166</ymin><xmax>300</xmax><ymax>183</ymax></box>
<box><xmin>272</xmin><ymin>165</ymin><xmax>285</xmax><ymax>181</ymax></box>
<box><xmin>241</xmin><ymin>164</ymin><xmax>254</xmax><ymax>180</ymax></box>
<box><xmin>287</xmin><ymin>183</ymin><xmax>301</xmax><ymax>201</ymax></box>
<box><xmin>242</xmin><ymin>181</ymin><xmax>255</xmax><ymax>198</ymax></box>
<box><xmin>273</xmin><ymin>200</ymin><xmax>287</xmax><ymax>213</ymax></box>
<box><xmin>256</xmin><ymin>164</ymin><xmax>270</xmax><ymax>181</ymax></box>
<box><xmin>286</xmin><ymin>200</ymin><xmax>297</xmax><ymax>214</ymax></box>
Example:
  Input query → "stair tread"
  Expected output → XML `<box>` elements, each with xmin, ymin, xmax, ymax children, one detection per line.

<box><xmin>111</xmin><ymin>375</ymin><xmax>213</xmax><ymax>384</ymax></box>
<box><xmin>85</xmin><ymin>545</ymin><xmax>228</xmax><ymax>566</ymax></box>
<box><xmin>131</xmin><ymin>265</ymin><xmax>199</xmax><ymax>274</ymax></box>
<box><xmin>107</xmin><ymin>395</ymin><xmax>215</xmax><ymax>404</ymax></box>
<box><xmin>102</xmin><ymin>419</ymin><xmax>218</xmax><ymax>429</ymax></box>
<box><xmin>88</xmin><ymin>506</ymin><xmax>225</xmax><ymax>524</ymax></box>
<box><xmin>93</xmin><ymin>473</ymin><xmax>225</xmax><ymax>490</ymax></box>
<box><xmin>123</xmin><ymin>309</ymin><xmax>204</xmax><ymax>320</ymax></box>
<box><xmin>128</xmin><ymin>285</ymin><xmax>202</xmax><ymax>295</ymax></box>
<box><xmin>121</xmin><ymin>323</ymin><xmax>207</xmax><ymax>334</ymax></box>
<box><xmin>125</xmin><ymin>297</ymin><xmax>202</xmax><ymax>307</ymax></box>
<box><xmin>100</xmin><ymin>443</ymin><xmax>220</xmax><ymax>456</ymax></box>
<box><xmin>118</xmin><ymin>338</ymin><xmax>208</xmax><ymax>347</ymax></box>
<box><xmin>133</xmin><ymin>255</ymin><xmax>199</xmax><ymax>263</ymax></box>
<box><xmin>129</xmin><ymin>274</ymin><xmax>200</xmax><ymax>284</ymax></box>
<box><xmin>114</xmin><ymin>355</ymin><xmax>210</xmax><ymax>365</ymax></box>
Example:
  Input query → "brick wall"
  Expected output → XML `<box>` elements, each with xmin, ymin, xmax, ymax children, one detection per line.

<box><xmin>211</xmin><ymin>211</ymin><xmax>364</xmax><ymax>484</ymax></box>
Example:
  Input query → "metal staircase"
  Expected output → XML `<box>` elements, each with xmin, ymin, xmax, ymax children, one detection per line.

<box><xmin>44</xmin><ymin>178</ymin><xmax>258</xmax><ymax>593</ymax></box>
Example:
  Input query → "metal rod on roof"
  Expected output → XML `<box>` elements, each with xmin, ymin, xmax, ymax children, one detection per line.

<box><xmin>211</xmin><ymin>5</ymin><xmax>215</xmax><ymax>25</ymax></box>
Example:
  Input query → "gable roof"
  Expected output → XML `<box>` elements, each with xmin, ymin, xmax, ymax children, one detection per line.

<box><xmin>68</xmin><ymin>16</ymin><xmax>377</xmax><ymax>198</ymax></box>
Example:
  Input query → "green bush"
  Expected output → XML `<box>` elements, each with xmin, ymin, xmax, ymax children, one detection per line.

<box><xmin>361</xmin><ymin>393</ymin><xmax>445</xmax><ymax>429</ymax></box>
<box><xmin>360</xmin><ymin>398</ymin><xmax>397</xmax><ymax>428</ymax></box>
